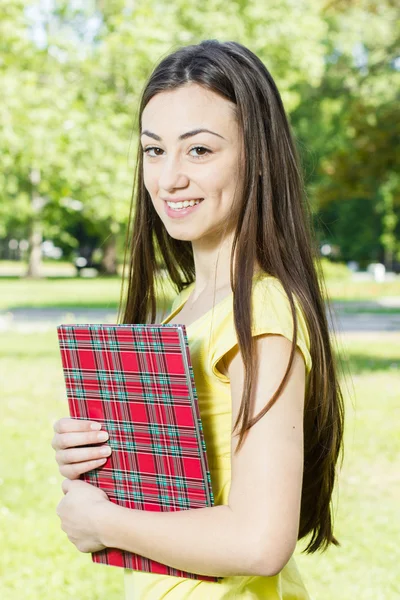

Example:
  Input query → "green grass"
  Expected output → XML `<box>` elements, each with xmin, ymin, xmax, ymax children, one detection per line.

<box><xmin>294</xmin><ymin>333</ymin><xmax>400</xmax><ymax>600</ymax></box>
<box><xmin>0</xmin><ymin>331</ymin><xmax>124</xmax><ymax>599</ymax></box>
<box><xmin>325</xmin><ymin>279</ymin><xmax>400</xmax><ymax>301</ymax></box>
<box><xmin>1</xmin><ymin>330</ymin><xmax>399</xmax><ymax>599</ymax></box>
<box><xmin>0</xmin><ymin>276</ymin><xmax>124</xmax><ymax>310</ymax></box>
<box><xmin>0</xmin><ymin>259</ymin><xmax>75</xmax><ymax>271</ymax></box>
<box><xmin>1</xmin><ymin>273</ymin><xmax>400</xmax><ymax>312</ymax></box>
<box><xmin>335</xmin><ymin>306</ymin><xmax>400</xmax><ymax>315</ymax></box>
<box><xmin>0</xmin><ymin>275</ymin><xmax>175</xmax><ymax>311</ymax></box>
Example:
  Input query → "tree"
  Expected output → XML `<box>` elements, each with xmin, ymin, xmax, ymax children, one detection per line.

<box><xmin>1</xmin><ymin>0</ymin><xmax>397</xmax><ymax>274</ymax></box>
<box><xmin>291</xmin><ymin>0</ymin><xmax>399</xmax><ymax>264</ymax></box>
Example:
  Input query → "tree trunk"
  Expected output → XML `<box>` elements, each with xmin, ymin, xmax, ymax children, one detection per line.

<box><xmin>26</xmin><ymin>169</ymin><xmax>43</xmax><ymax>278</ymax></box>
<box><xmin>101</xmin><ymin>231</ymin><xmax>118</xmax><ymax>275</ymax></box>
<box><xmin>380</xmin><ymin>177</ymin><xmax>397</xmax><ymax>272</ymax></box>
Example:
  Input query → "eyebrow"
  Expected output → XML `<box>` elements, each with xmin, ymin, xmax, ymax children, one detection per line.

<box><xmin>140</xmin><ymin>128</ymin><xmax>226</xmax><ymax>141</ymax></box>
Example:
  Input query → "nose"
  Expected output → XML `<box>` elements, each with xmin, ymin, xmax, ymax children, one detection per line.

<box><xmin>158</xmin><ymin>154</ymin><xmax>188</xmax><ymax>191</ymax></box>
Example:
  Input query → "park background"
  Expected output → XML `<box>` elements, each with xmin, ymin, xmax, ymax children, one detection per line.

<box><xmin>1</xmin><ymin>1</ymin><xmax>399</xmax><ymax>599</ymax></box>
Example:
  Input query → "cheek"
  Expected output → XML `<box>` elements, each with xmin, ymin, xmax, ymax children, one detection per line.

<box><xmin>143</xmin><ymin>167</ymin><xmax>155</xmax><ymax>192</ymax></box>
<box><xmin>141</xmin><ymin>173</ymin><xmax>158</xmax><ymax>212</ymax></box>
<box><xmin>200</xmin><ymin>171</ymin><xmax>231</xmax><ymax>201</ymax></box>
<box><xmin>210</xmin><ymin>175</ymin><xmax>239</xmax><ymax>207</ymax></box>
<box><xmin>205</xmin><ymin>156</ymin><xmax>240</xmax><ymax>191</ymax></box>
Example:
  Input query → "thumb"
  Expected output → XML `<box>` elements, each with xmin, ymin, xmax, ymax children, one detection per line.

<box><xmin>62</xmin><ymin>478</ymin><xmax>88</xmax><ymax>495</ymax></box>
<box><xmin>61</xmin><ymin>478</ymin><xmax>72</xmax><ymax>495</ymax></box>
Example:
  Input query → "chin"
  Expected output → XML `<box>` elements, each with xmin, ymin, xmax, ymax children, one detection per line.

<box><xmin>165</xmin><ymin>228</ymin><xmax>197</xmax><ymax>242</ymax></box>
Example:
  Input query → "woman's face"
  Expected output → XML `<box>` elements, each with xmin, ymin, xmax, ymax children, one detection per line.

<box><xmin>141</xmin><ymin>83</ymin><xmax>243</xmax><ymax>242</ymax></box>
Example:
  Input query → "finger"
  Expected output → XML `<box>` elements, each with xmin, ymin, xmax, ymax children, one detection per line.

<box><xmin>53</xmin><ymin>417</ymin><xmax>102</xmax><ymax>434</ymax></box>
<box><xmin>59</xmin><ymin>458</ymin><xmax>108</xmax><ymax>480</ymax></box>
<box><xmin>61</xmin><ymin>478</ymin><xmax>70</xmax><ymax>494</ymax></box>
<box><xmin>52</xmin><ymin>429</ymin><xmax>109</xmax><ymax>451</ymax></box>
<box><xmin>56</xmin><ymin>444</ymin><xmax>112</xmax><ymax>466</ymax></box>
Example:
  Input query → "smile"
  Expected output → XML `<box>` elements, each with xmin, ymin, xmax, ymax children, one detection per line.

<box><xmin>164</xmin><ymin>198</ymin><xmax>204</xmax><ymax>218</ymax></box>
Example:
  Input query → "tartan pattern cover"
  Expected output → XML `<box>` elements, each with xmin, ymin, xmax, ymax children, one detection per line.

<box><xmin>57</xmin><ymin>323</ymin><xmax>218</xmax><ymax>582</ymax></box>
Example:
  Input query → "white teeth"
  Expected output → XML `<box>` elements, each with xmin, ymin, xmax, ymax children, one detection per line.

<box><xmin>167</xmin><ymin>199</ymin><xmax>203</xmax><ymax>210</ymax></box>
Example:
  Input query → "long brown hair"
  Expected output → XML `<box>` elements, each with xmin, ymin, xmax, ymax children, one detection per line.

<box><xmin>117</xmin><ymin>39</ymin><xmax>345</xmax><ymax>555</ymax></box>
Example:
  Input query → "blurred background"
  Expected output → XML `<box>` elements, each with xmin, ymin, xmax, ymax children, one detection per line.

<box><xmin>1</xmin><ymin>1</ymin><xmax>399</xmax><ymax>599</ymax></box>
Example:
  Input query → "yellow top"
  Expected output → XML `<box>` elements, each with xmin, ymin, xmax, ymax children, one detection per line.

<box><xmin>124</xmin><ymin>272</ymin><xmax>312</xmax><ymax>599</ymax></box>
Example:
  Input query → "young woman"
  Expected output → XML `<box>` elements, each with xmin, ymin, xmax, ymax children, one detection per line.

<box><xmin>52</xmin><ymin>39</ymin><xmax>345</xmax><ymax>599</ymax></box>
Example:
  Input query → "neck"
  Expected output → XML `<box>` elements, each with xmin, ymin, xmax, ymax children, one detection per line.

<box><xmin>189</xmin><ymin>231</ymin><xmax>261</xmax><ymax>303</ymax></box>
<box><xmin>189</xmin><ymin>231</ymin><xmax>233</xmax><ymax>298</ymax></box>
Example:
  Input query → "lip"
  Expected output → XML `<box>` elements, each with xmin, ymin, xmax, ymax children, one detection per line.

<box><xmin>163</xmin><ymin>198</ymin><xmax>204</xmax><ymax>219</ymax></box>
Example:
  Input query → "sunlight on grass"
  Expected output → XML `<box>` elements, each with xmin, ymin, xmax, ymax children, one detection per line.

<box><xmin>295</xmin><ymin>333</ymin><xmax>400</xmax><ymax>600</ymax></box>
<box><xmin>0</xmin><ymin>275</ymin><xmax>176</xmax><ymax>311</ymax></box>
<box><xmin>0</xmin><ymin>330</ymin><xmax>124</xmax><ymax>599</ymax></box>
<box><xmin>1</xmin><ymin>272</ymin><xmax>400</xmax><ymax>312</ymax></box>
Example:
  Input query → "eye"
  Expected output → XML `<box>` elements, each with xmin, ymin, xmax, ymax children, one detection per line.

<box><xmin>189</xmin><ymin>146</ymin><xmax>212</xmax><ymax>159</ymax></box>
<box><xmin>142</xmin><ymin>145</ymin><xmax>212</xmax><ymax>160</ymax></box>
<box><xmin>143</xmin><ymin>146</ymin><xmax>163</xmax><ymax>157</ymax></box>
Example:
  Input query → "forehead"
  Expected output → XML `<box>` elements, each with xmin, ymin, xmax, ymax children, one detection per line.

<box><xmin>141</xmin><ymin>84</ymin><xmax>237</xmax><ymax>133</ymax></box>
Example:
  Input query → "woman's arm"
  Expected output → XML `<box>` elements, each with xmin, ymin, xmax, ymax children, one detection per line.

<box><xmin>96</xmin><ymin>334</ymin><xmax>306</xmax><ymax>578</ymax></box>
<box><xmin>98</xmin><ymin>502</ymin><xmax>261</xmax><ymax>577</ymax></box>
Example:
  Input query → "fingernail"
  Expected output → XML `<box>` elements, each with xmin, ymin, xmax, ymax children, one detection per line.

<box><xmin>100</xmin><ymin>446</ymin><xmax>111</xmax><ymax>456</ymax></box>
<box><xmin>97</xmin><ymin>431</ymin><xmax>109</xmax><ymax>441</ymax></box>
<box><xmin>91</xmin><ymin>423</ymin><xmax>101</xmax><ymax>430</ymax></box>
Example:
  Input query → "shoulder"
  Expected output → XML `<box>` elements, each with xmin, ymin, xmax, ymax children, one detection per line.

<box><xmin>252</xmin><ymin>275</ymin><xmax>311</xmax><ymax>364</ymax></box>
<box><xmin>251</xmin><ymin>273</ymin><xmax>298</xmax><ymax>310</ymax></box>
<box><xmin>212</xmin><ymin>273</ymin><xmax>312</xmax><ymax>381</ymax></box>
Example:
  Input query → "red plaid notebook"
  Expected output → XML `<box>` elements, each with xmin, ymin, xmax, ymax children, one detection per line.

<box><xmin>56</xmin><ymin>323</ymin><xmax>218</xmax><ymax>582</ymax></box>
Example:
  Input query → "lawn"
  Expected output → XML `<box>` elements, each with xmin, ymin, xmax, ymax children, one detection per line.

<box><xmin>0</xmin><ymin>275</ymin><xmax>173</xmax><ymax>312</ymax></box>
<box><xmin>1</xmin><ymin>272</ymin><xmax>400</xmax><ymax>312</ymax></box>
<box><xmin>295</xmin><ymin>332</ymin><xmax>400</xmax><ymax>600</ymax></box>
<box><xmin>0</xmin><ymin>276</ymin><xmax>125</xmax><ymax>310</ymax></box>
<box><xmin>325</xmin><ymin>279</ymin><xmax>400</xmax><ymax>302</ymax></box>
<box><xmin>1</xmin><ymin>329</ymin><xmax>399</xmax><ymax>600</ymax></box>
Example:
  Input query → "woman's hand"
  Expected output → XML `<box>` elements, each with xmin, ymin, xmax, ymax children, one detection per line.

<box><xmin>56</xmin><ymin>478</ymin><xmax>111</xmax><ymax>553</ymax></box>
<box><xmin>52</xmin><ymin>417</ymin><xmax>112</xmax><ymax>479</ymax></box>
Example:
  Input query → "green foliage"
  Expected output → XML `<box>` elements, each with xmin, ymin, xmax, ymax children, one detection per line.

<box><xmin>0</xmin><ymin>0</ymin><xmax>398</xmax><ymax>268</ymax></box>
<box><xmin>318</xmin><ymin>197</ymin><xmax>383</xmax><ymax>264</ymax></box>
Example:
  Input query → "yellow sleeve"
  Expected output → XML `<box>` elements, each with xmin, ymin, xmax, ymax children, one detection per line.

<box><xmin>210</xmin><ymin>276</ymin><xmax>312</xmax><ymax>384</ymax></box>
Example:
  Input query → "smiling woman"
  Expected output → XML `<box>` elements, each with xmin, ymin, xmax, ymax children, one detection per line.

<box><xmin>52</xmin><ymin>39</ymin><xmax>345</xmax><ymax>600</ymax></box>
